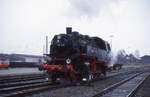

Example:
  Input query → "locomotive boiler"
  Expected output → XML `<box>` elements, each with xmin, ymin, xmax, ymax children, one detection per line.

<box><xmin>42</xmin><ymin>27</ymin><xmax>112</xmax><ymax>83</ymax></box>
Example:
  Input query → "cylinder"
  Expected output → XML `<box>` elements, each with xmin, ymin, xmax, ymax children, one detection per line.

<box><xmin>66</xmin><ymin>27</ymin><xmax>72</xmax><ymax>34</ymax></box>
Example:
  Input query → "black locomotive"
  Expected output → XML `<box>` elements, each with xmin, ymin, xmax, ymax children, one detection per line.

<box><xmin>43</xmin><ymin>27</ymin><xmax>112</xmax><ymax>83</ymax></box>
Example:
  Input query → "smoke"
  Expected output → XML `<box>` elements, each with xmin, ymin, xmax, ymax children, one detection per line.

<box><xmin>67</xmin><ymin>0</ymin><xmax>123</xmax><ymax>18</ymax></box>
<box><xmin>109</xmin><ymin>51</ymin><xmax>118</xmax><ymax>65</ymax></box>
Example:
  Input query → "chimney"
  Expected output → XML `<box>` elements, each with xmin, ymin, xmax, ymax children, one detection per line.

<box><xmin>66</xmin><ymin>27</ymin><xmax>72</xmax><ymax>34</ymax></box>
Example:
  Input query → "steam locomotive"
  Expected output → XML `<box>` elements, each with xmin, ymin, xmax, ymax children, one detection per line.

<box><xmin>41</xmin><ymin>27</ymin><xmax>112</xmax><ymax>83</ymax></box>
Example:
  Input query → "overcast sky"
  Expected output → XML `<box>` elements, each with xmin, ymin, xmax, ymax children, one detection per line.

<box><xmin>0</xmin><ymin>0</ymin><xmax>150</xmax><ymax>56</ymax></box>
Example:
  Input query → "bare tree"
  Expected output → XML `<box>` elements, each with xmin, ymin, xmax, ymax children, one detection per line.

<box><xmin>117</xmin><ymin>49</ymin><xmax>127</xmax><ymax>64</ymax></box>
<box><xmin>134</xmin><ymin>50</ymin><xmax>140</xmax><ymax>59</ymax></box>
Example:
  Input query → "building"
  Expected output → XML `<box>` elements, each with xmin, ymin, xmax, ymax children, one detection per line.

<box><xmin>10</xmin><ymin>54</ymin><xmax>44</xmax><ymax>63</ymax></box>
<box><xmin>0</xmin><ymin>54</ymin><xmax>10</xmax><ymax>64</ymax></box>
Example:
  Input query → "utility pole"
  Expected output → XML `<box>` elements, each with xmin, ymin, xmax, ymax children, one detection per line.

<box><xmin>46</xmin><ymin>36</ymin><xmax>48</xmax><ymax>54</ymax></box>
<box><xmin>109</xmin><ymin>35</ymin><xmax>114</xmax><ymax>49</ymax></box>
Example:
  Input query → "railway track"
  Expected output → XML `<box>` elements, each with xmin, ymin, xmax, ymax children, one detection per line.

<box><xmin>93</xmin><ymin>72</ymin><xmax>150</xmax><ymax>97</ymax></box>
<box><xmin>131</xmin><ymin>73</ymin><xmax>150</xmax><ymax>97</ymax></box>
<box><xmin>0</xmin><ymin>80</ymin><xmax>76</xmax><ymax>97</ymax></box>
<box><xmin>126</xmin><ymin>73</ymin><xmax>150</xmax><ymax>97</ymax></box>
<box><xmin>0</xmin><ymin>68</ymin><xmax>149</xmax><ymax>97</ymax></box>
<box><xmin>0</xmin><ymin>73</ymin><xmax>47</xmax><ymax>84</ymax></box>
<box><xmin>0</xmin><ymin>71</ymin><xmax>127</xmax><ymax>97</ymax></box>
<box><xmin>24</xmin><ymin>69</ymin><xmax>146</xmax><ymax>97</ymax></box>
<box><xmin>0</xmin><ymin>73</ymin><xmax>47</xmax><ymax>97</ymax></box>
<box><xmin>0</xmin><ymin>73</ymin><xmax>76</xmax><ymax>97</ymax></box>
